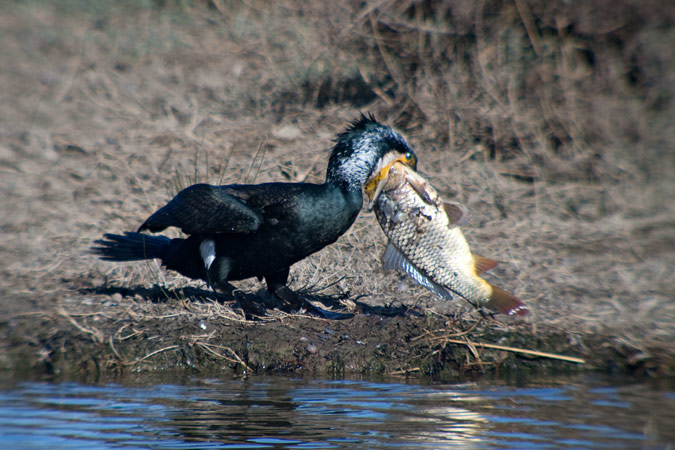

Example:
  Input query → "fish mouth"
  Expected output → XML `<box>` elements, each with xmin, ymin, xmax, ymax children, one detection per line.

<box><xmin>365</xmin><ymin>153</ymin><xmax>416</xmax><ymax>201</ymax></box>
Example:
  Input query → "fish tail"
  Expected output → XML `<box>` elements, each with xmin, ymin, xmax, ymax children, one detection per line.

<box><xmin>487</xmin><ymin>284</ymin><xmax>529</xmax><ymax>316</ymax></box>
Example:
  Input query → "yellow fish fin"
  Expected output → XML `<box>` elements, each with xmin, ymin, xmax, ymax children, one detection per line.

<box><xmin>473</xmin><ymin>254</ymin><xmax>498</xmax><ymax>274</ymax></box>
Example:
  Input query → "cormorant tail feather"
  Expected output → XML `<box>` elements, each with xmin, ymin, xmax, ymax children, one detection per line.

<box><xmin>92</xmin><ymin>232</ymin><xmax>171</xmax><ymax>261</ymax></box>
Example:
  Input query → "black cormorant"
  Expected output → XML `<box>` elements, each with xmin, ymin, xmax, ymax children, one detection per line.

<box><xmin>92</xmin><ymin>115</ymin><xmax>417</xmax><ymax>317</ymax></box>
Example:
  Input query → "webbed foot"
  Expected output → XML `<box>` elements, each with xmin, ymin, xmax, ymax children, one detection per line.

<box><xmin>265</xmin><ymin>268</ymin><xmax>354</xmax><ymax>320</ymax></box>
<box><xmin>273</xmin><ymin>285</ymin><xmax>353</xmax><ymax>320</ymax></box>
<box><xmin>212</xmin><ymin>280</ymin><xmax>266</xmax><ymax>319</ymax></box>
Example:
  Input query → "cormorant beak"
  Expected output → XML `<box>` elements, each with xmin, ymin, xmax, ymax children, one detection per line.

<box><xmin>364</xmin><ymin>152</ymin><xmax>417</xmax><ymax>202</ymax></box>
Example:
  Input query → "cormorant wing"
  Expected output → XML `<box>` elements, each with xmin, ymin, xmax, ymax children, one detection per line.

<box><xmin>138</xmin><ymin>184</ymin><xmax>263</xmax><ymax>235</ymax></box>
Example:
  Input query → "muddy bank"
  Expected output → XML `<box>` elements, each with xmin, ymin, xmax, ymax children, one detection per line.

<box><xmin>1</xmin><ymin>1</ymin><xmax>674</xmax><ymax>380</ymax></box>
<box><xmin>2</xmin><ymin>285</ymin><xmax>671</xmax><ymax>380</ymax></box>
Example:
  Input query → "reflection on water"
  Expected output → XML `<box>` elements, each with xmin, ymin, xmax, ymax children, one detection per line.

<box><xmin>0</xmin><ymin>374</ymin><xmax>672</xmax><ymax>449</ymax></box>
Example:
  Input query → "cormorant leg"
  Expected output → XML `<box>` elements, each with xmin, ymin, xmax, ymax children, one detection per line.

<box><xmin>264</xmin><ymin>267</ymin><xmax>304</xmax><ymax>311</ymax></box>
<box><xmin>264</xmin><ymin>268</ymin><xmax>354</xmax><ymax>320</ymax></box>
<box><xmin>212</xmin><ymin>280</ymin><xmax>237</xmax><ymax>295</ymax></box>
<box><xmin>211</xmin><ymin>278</ymin><xmax>267</xmax><ymax>318</ymax></box>
<box><xmin>477</xmin><ymin>307</ymin><xmax>497</xmax><ymax>320</ymax></box>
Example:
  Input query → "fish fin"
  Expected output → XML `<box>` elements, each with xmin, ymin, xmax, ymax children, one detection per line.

<box><xmin>442</xmin><ymin>202</ymin><xmax>469</xmax><ymax>226</ymax></box>
<box><xmin>473</xmin><ymin>255</ymin><xmax>498</xmax><ymax>274</ymax></box>
<box><xmin>382</xmin><ymin>243</ymin><xmax>454</xmax><ymax>300</ymax></box>
<box><xmin>382</xmin><ymin>241</ymin><xmax>405</xmax><ymax>272</ymax></box>
<box><xmin>487</xmin><ymin>284</ymin><xmax>529</xmax><ymax>316</ymax></box>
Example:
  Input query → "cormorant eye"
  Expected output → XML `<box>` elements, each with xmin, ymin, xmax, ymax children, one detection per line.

<box><xmin>405</xmin><ymin>152</ymin><xmax>413</xmax><ymax>161</ymax></box>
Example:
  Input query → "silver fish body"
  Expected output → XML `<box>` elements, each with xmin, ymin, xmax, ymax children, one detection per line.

<box><xmin>368</xmin><ymin>161</ymin><xmax>527</xmax><ymax>315</ymax></box>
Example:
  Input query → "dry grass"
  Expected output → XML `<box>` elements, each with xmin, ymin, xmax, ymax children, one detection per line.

<box><xmin>0</xmin><ymin>0</ymin><xmax>673</xmax><ymax>375</ymax></box>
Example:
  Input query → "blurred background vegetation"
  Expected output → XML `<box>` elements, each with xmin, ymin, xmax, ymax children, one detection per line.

<box><xmin>5</xmin><ymin>0</ymin><xmax>673</xmax><ymax>180</ymax></box>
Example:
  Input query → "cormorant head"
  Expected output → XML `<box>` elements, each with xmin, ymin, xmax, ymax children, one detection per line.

<box><xmin>326</xmin><ymin>114</ymin><xmax>417</xmax><ymax>191</ymax></box>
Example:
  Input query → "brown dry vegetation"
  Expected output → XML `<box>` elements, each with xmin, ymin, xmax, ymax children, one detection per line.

<box><xmin>1</xmin><ymin>0</ymin><xmax>673</xmax><ymax>379</ymax></box>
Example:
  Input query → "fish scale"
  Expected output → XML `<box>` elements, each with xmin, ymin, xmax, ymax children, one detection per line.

<box><xmin>374</xmin><ymin>172</ymin><xmax>491</xmax><ymax>305</ymax></box>
<box><xmin>368</xmin><ymin>161</ymin><xmax>528</xmax><ymax>315</ymax></box>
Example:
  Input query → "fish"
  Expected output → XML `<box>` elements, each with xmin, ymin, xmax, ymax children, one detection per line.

<box><xmin>365</xmin><ymin>160</ymin><xmax>528</xmax><ymax>316</ymax></box>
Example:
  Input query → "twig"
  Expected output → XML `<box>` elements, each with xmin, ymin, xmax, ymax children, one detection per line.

<box><xmin>295</xmin><ymin>152</ymin><xmax>324</xmax><ymax>183</ymax></box>
<box><xmin>462</xmin><ymin>337</ymin><xmax>483</xmax><ymax>368</ymax></box>
<box><xmin>58</xmin><ymin>307</ymin><xmax>104</xmax><ymax>343</ymax></box>
<box><xmin>369</xmin><ymin>13</ymin><xmax>405</xmax><ymax>94</ymax></box>
<box><xmin>195</xmin><ymin>341</ymin><xmax>251</xmax><ymax>372</ymax></box>
<box><xmin>211</xmin><ymin>0</ymin><xmax>228</xmax><ymax>17</ymax></box>
<box><xmin>411</xmin><ymin>319</ymin><xmax>483</xmax><ymax>342</ymax></box>
<box><xmin>9</xmin><ymin>311</ymin><xmax>55</xmax><ymax>319</ymax></box>
<box><xmin>109</xmin><ymin>334</ymin><xmax>124</xmax><ymax>361</ymax></box>
<box><xmin>359</xmin><ymin>66</ymin><xmax>394</xmax><ymax>106</ymax></box>
<box><xmin>244</xmin><ymin>139</ymin><xmax>268</xmax><ymax>184</ymax></box>
<box><xmin>117</xmin><ymin>326</ymin><xmax>142</xmax><ymax>341</ymax></box>
<box><xmin>514</xmin><ymin>0</ymin><xmax>542</xmax><ymax>57</ymax></box>
<box><xmin>445</xmin><ymin>338</ymin><xmax>586</xmax><ymax>364</ymax></box>
<box><xmin>388</xmin><ymin>366</ymin><xmax>421</xmax><ymax>375</ymax></box>
<box><xmin>122</xmin><ymin>345</ymin><xmax>179</xmax><ymax>366</ymax></box>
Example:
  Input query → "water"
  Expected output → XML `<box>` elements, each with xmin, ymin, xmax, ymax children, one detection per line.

<box><xmin>0</xmin><ymin>374</ymin><xmax>672</xmax><ymax>449</ymax></box>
